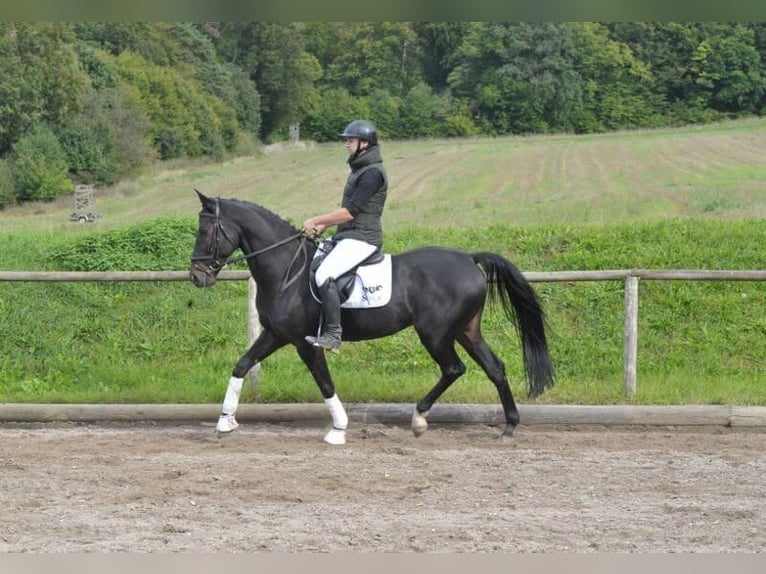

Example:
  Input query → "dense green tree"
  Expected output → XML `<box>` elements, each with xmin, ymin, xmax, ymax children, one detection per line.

<box><xmin>363</xmin><ymin>89</ymin><xmax>402</xmax><ymax>139</ymax></box>
<box><xmin>113</xmin><ymin>50</ymin><xmax>238</xmax><ymax>159</ymax></box>
<box><xmin>10</xmin><ymin>125</ymin><xmax>72</xmax><ymax>201</ymax></box>
<box><xmin>324</xmin><ymin>22</ymin><xmax>420</xmax><ymax>97</ymax></box>
<box><xmin>1</xmin><ymin>20</ymin><xmax>765</xmax><ymax>203</ymax></box>
<box><xmin>688</xmin><ymin>25</ymin><xmax>765</xmax><ymax>114</ymax></box>
<box><xmin>413</xmin><ymin>22</ymin><xmax>468</xmax><ymax>91</ymax></box>
<box><xmin>0</xmin><ymin>159</ymin><xmax>15</xmax><ymax>208</ymax></box>
<box><xmin>749</xmin><ymin>22</ymin><xmax>766</xmax><ymax>64</ymax></box>
<box><xmin>56</xmin><ymin>118</ymin><xmax>108</xmax><ymax>185</ymax></box>
<box><xmin>608</xmin><ymin>23</ymin><xmax>716</xmax><ymax>121</ymax></box>
<box><xmin>72</xmin><ymin>22</ymin><xmax>181</xmax><ymax>67</ymax></box>
<box><xmin>75</xmin><ymin>22</ymin><xmax>260</xmax><ymax>151</ymax></box>
<box><xmin>165</xmin><ymin>23</ymin><xmax>262</xmax><ymax>137</ymax></box>
<box><xmin>302</xmin><ymin>22</ymin><xmax>344</xmax><ymax>71</ymax></box>
<box><xmin>196</xmin><ymin>60</ymin><xmax>262</xmax><ymax>138</ymax></box>
<box><xmin>58</xmin><ymin>85</ymin><xmax>148</xmax><ymax>184</ymax></box>
<box><xmin>570</xmin><ymin>22</ymin><xmax>657</xmax><ymax>131</ymax></box>
<box><xmin>301</xmin><ymin>87</ymin><xmax>371</xmax><ymax>142</ymax></box>
<box><xmin>397</xmin><ymin>82</ymin><xmax>449</xmax><ymax>137</ymax></box>
<box><xmin>448</xmin><ymin>23</ymin><xmax>585</xmax><ymax>134</ymax></box>
<box><xmin>0</xmin><ymin>22</ymin><xmax>86</xmax><ymax>155</ymax></box>
<box><xmin>215</xmin><ymin>22</ymin><xmax>320</xmax><ymax>141</ymax></box>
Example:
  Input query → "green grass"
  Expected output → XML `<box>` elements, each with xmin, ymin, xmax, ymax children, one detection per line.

<box><xmin>1</xmin><ymin>118</ymin><xmax>766</xmax><ymax>406</ymax></box>
<box><xmin>1</xmin><ymin>219</ymin><xmax>765</xmax><ymax>406</ymax></box>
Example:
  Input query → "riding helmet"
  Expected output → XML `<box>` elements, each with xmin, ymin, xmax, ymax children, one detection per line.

<box><xmin>339</xmin><ymin>120</ymin><xmax>378</xmax><ymax>145</ymax></box>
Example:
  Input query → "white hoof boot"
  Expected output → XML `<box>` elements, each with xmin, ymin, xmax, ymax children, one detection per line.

<box><xmin>412</xmin><ymin>409</ymin><xmax>429</xmax><ymax>437</ymax></box>
<box><xmin>324</xmin><ymin>427</ymin><xmax>346</xmax><ymax>445</ymax></box>
<box><xmin>216</xmin><ymin>413</ymin><xmax>239</xmax><ymax>434</ymax></box>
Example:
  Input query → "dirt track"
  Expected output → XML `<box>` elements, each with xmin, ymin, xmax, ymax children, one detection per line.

<box><xmin>1</xmin><ymin>421</ymin><xmax>764</xmax><ymax>553</ymax></box>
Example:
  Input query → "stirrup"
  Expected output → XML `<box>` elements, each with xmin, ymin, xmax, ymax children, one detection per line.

<box><xmin>305</xmin><ymin>332</ymin><xmax>342</xmax><ymax>353</ymax></box>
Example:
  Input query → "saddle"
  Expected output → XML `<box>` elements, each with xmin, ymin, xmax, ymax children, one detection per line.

<box><xmin>309</xmin><ymin>243</ymin><xmax>392</xmax><ymax>309</ymax></box>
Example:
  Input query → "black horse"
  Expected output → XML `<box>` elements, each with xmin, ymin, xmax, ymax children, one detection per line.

<box><xmin>189</xmin><ymin>191</ymin><xmax>554</xmax><ymax>444</ymax></box>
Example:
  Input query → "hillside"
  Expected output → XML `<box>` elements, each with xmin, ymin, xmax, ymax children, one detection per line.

<box><xmin>2</xmin><ymin>117</ymin><xmax>766</xmax><ymax>237</ymax></box>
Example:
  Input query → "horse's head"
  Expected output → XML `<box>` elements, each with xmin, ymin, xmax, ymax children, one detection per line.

<box><xmin>189</xmin><ymin>190</ymin><xmax>241</xmax><ymax>288</ymax></box>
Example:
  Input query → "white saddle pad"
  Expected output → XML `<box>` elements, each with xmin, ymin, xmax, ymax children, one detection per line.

<box><xmin>341</xmin><ymin>254</ymin><xmax>392</xmax><ymax>309</ymax></box>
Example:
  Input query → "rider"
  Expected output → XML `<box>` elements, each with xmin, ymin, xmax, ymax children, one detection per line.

<box><xmin>302</xmin><ymin>119</ymin><xmax>388</xmax><ymax>353</ymax></box>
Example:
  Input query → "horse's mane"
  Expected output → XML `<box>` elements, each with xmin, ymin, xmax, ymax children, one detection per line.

<box><xmin>222</xmin><ymin>197</ymin><xmax>300</xmax><ymax>235</ymax></box>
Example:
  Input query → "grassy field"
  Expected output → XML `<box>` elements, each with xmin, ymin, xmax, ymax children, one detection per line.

<box><xmin>1</xmin><ymin>118</ymin><xmax>765</xmax><ymax>406</ymax></box>
<box><xmin>3</xmin><ymin>117</ymin><xmax>766</xmax><ymax>233</ymax></box>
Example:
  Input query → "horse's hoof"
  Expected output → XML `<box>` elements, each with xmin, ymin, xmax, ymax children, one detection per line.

<box><xmin>412</xmin><ymin>410</ymin><xmax>429</xmax><ymax>438</ymax></box>
<box><xmin>216</xmin><ymin>414</ymin><xmax>239</xmax><ymax>434</ymax></box>
<box><xmin>500</xmin><ymin>425</ymin><xmax>516</xmax><ymax>440</ymax></box>
<box><xmin>324</xmin><ymin>427</ymin><xmax>346</xmax><ymax>445</ymax></box>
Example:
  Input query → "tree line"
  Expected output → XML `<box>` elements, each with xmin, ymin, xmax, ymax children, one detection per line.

<box><xmin>1</xmin><ymin>21</ymin><xmax>764</xmax><ymax>207</ymax></box>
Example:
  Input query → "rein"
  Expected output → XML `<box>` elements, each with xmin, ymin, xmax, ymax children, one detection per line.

<box><xmin>233</xmin><ymin>231</ymin><xmax>309</xmax><ymax>292</ymax></box>
<box><xmin>192</xmin><ymin>198</ymin><xmax>311</xmax><ymax>292</ymax></box>
<box><xmin>226</xmin><ymin>231</ymin><xmax>305</xmax><ymax>267</ymax></box>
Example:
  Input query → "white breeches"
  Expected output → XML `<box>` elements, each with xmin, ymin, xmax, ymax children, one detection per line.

<box><xmin>315</xmin><ymin>238</ymin><xmax>377</xmax><ymax>287</ymax></box>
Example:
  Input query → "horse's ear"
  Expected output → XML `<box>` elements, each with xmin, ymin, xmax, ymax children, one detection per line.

<box><xmin>195</xmin><ymin>189</ymin><xmax>217</xmax><ymax>213</ymax></box>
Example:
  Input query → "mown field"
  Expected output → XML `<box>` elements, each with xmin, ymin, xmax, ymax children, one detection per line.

<box><xmin>1</xmin><ymin>118</ymin><xmax>765</xmax><ymax>406</ymax></box>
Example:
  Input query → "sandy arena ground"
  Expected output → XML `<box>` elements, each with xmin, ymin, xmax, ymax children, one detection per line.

<box><xmin>1</xmin><ymin>420</ymin><xmax>764</xmax><ymax>553</ymax></box>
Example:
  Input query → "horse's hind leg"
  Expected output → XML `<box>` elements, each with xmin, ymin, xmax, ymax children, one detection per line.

<box><xmin>412</xmin><ymin>336</ymin><xmax>467</xmax><ymax>437</ymax></box>
<box><xmin>458</xmin><ymin>314</ymin><xmax>520</xmax><ymax>439</ymax></box>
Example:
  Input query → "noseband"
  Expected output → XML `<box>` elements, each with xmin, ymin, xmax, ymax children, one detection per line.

<box><xmin>191</xmin><ymin>198</ymin><xmax>308</xmax><ymax>290</ymax></box>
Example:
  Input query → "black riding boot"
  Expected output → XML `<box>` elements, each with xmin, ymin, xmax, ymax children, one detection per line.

<box><xmin>305</xmin><ymin>278</ymin><xmax>343</xmax><ymax>353</ymax></box>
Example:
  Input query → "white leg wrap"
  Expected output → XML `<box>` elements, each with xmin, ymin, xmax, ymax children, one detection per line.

<box><xmin>217</xmin><ymin>376</ymin><xmax>243</xmax><ymax>434</ymax></box>
<box><xmin>222</xmin><ymin>376</ymin><xmax>243</xmax><ymax>415</ymax></box>
<box><xmin>324</xmin><ymin>394</ymin><xmax>348</xmax><ymax>445</ymax></box>
<box><xmin>324</xmin><ymin>394</ymin><xmax>348</xmax><ymax>430</ymax></box>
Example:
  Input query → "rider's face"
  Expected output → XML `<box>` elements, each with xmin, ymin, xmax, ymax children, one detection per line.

<box><xmin>344</xmin><ymin>137</ymin><xmax>368</xmax><ymax>156</ymax></box>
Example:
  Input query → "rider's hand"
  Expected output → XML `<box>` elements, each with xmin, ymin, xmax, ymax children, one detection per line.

<box><xmin>302</xmin><ymin>218</ymin><xmax>326</xmax><ymax>237</ymax></box>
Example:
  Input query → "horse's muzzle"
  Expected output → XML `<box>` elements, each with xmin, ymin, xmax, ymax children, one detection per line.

<box><xmin>189</xmin><ymin>263</ymin><xmax>217</xmax><ymax>288</ymax></box>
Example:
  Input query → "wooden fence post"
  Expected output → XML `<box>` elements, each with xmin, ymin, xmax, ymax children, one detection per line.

<box><xmin>247</xmin><ymin>278</ymin><xmax>261</xmax><ymax>390</ymax></box>
<box><xmin>623</xmin><ymin>275</ymin><xmax>639</xmax><ymax>397</ymax></box>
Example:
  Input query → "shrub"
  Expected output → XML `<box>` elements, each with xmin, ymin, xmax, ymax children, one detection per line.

<box><xmin>88</xmin><ymin>87</ymin><xmax>148</xmax><ymax>179</ymax></box>
<box><xmin>115</xmin><ymin>51</ymin><xmax>238</xmax><ymax>160</ymax></box>
<box><xmin>398</xmin><ymin>83</ymin><xmax>444</xmax><ymax>137</ymax></box>
<box><xmin>0</xmin><ymin>158</ymin><xmax>16</xmax><ymax>208</ymax></box>
<box><xmin>50</xmin><ymin>217</ymin><xmax>197</xmax><ymax>271</ymax></box>
<box><xmin>301</xmin><ymin>88</ymin><xmax>371</xmax><ymax>142</ymax></box>
<box><xmin>442</xmin><ymin>99</ymin><xmax>480</xmax><ymax>137</ymax></box>
<box><xmin>56</xmin><ymin>119</ymin><xmax>108</xmax><ymax>185</ymax></box>
<box><xmin>10</xmin><ymin>125</ymin><xmax>72</xmax><ymax>201</ymax></box>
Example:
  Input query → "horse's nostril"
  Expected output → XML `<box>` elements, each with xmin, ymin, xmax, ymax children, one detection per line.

<box><xmin>190</xmin><ymin>268</ymin><xmax>215</xmax><ymax>288</ymax></box>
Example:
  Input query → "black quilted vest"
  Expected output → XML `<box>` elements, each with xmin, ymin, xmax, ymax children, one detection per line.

<box><xmin>335</xmin><ymin>145</ymin><xmax>388</xmax><ymax>248</ymax></box>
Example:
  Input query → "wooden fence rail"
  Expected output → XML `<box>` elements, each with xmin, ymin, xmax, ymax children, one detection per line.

<box><xmin>2</xmin><ymin>269</ymin><xmax>765</xmax><ymax>396</ymax></box>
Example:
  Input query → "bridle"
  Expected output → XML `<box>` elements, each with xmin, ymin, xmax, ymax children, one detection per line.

<box><xmin>190</xmin><ymin>199</ymin><xmax>234</xmax><ymax>274</ymax></box>
<box><xmin>191</xmin><ymin>198</ymin><xmax>309</xmax><ymax>291</ymax></box>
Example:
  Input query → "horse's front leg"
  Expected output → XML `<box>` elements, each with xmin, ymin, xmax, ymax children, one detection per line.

<box><xmin>217</xmin><ymin>329</ymin><xmax>285</xmax><ymax>435</ymax></box>
<box><xmin>296</xmin><ymin>342</ymin><xmax>347</xmax><ymax>445</ymax></box>
<box><xmin>323</xmin><ymin>394</ymin><xmax>348</xmax><ymax>446</ymax></box>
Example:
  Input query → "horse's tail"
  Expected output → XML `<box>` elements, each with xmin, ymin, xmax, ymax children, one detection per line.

<box><xmin>472</xmin><ymin>252</ymin><xmax>555</xmax><ymax>398</ymax></box>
